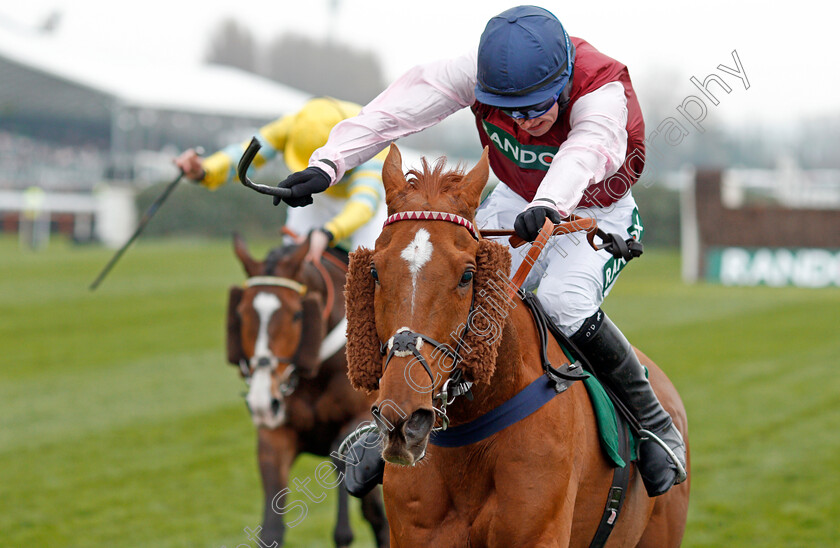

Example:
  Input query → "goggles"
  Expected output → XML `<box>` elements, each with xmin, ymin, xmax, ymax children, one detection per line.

<box><xmin>501</xmin><ymin>76</ymin><xmax>573</xmax><ymax>120</ymax></box>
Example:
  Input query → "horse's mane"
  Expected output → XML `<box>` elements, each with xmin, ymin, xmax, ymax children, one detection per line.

<box><xmin>392</xmin><ymin>157</ymin><xmax>475</xmax><ymax>217</ymax></box>
<box><xmin>263</xmin><ymin>243</ymin><xmax>349</xmax><ymax>276</ymax></box>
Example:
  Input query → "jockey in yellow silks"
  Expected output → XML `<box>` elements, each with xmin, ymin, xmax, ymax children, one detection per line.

<box><xmin>175</xmin><ymin>97</ymin><xmax>386</xmax><ymax>262</ymax></box>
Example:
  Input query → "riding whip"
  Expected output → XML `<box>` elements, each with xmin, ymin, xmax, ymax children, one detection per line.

<box><xmin>237</xmin><ymin>137</ymin><xmax>293</xmax><ymax>199</ymax></box>
<box><xmin>89</xmin><ymin>170</ymin><xmax>184</xmax><ymax>291</ymax></box>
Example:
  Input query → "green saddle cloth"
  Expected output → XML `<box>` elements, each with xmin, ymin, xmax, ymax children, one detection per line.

<box><xmin>559</xmin><ymin>345</ymin><xmax>637</xmax><ymax>467</ymax></box>
<box><xmin>581</xmin><ymin>373</ymin><xmax>638</xmax><ymax>468</ymax></box>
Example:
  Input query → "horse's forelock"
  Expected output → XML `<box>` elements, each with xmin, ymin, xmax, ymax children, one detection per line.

<box><xmin>391</xmin><ymin>157</ymin><xmax>474</xmax><ymax>217</ymax></box>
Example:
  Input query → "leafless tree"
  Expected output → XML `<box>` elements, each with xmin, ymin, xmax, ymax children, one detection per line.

<box><xmin>263</xmin><ymin>32</ymin><xmax>386</xmax><ymax>104</ymax></box>
<box><xmin>205</xmin><ymin>18</ymin><xmax>258</xmax><ymax>74</ymax></box>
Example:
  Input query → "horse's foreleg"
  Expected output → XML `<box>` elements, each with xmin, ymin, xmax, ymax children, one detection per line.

<box><xmin>330</xmin><ymin>452</ymin><xmax>354</xmax><ymax>548</ymax></box>
<box><xmin>361</xmin><ymin>488</ymin><xmax>390</xmax><ymax>548</ymax></box>
<box><xmin>257</xmin><ymin>427</ymin><xmax>299</xmax><ymax>546</ymax></box>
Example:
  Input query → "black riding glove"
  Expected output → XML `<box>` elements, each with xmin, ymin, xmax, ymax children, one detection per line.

<box><xmin>514</xmin><ymin>206</ymin><xmax>563</xmax><ymax>242</ymax></box>
<box><xmin>272</xmin><ymin>166</ymin><xmax>331</xmax><ymax>207</ymax></box>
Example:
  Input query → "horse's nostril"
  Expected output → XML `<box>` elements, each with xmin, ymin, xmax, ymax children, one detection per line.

<box><xmin>271</xmin><ymin>398</ymin><xmax>281</xmax><ymax>415</ymax></box>
<box><xmin>404</xmin><ymin>409</ymin><xmax>434</xmax><ymax>440</ymax></box>
<box><xmin>257</xmin><ymin>356</ymin><xmax>272</xmax><ymax>368</ymax></box>
<box><xmin>370</xmin><ymin>406</ymin><xmax>387</xmax><ymax>432</ymax></box>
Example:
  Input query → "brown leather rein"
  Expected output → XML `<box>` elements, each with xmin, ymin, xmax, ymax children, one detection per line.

<box><xmin>278</xmin><ymin>226</ymin><xmax>348</xmax><ymax>322</ymax></box>
<box><xmin>480</xmin><ymin>215</ymin><xmax>601</xmax><ymax>295</ymax></box>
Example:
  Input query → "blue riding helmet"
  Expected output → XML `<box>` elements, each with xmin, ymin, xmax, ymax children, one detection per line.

<box><xmin>475</xmin><ymin>5</ymin><xmax>575</xmax><ymax>109</ymax></box>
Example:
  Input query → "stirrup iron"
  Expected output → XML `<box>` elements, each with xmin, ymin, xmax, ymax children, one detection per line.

<box><xmin>638</xmin><ymin>428</ymin><xmax>687</xmax><ymax>484</ymax></box>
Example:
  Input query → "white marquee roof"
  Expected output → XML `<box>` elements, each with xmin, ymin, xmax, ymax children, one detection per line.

<box><xmin>0</xmin><ymin>26</ymin><xmax>311</xmax><ymax>120</ymax></box>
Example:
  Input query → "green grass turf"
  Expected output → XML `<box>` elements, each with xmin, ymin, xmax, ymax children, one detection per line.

<box><xmin>1</xmin><ymin>236</ymin><xmax>838</xmax><ymax>547</ymax></box>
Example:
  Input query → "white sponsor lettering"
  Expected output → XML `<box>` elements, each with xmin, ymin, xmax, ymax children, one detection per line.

<box><xmin>718</xmin><ymin>248</ymin><xmax>840</xmax><ymax>287</ymax></box>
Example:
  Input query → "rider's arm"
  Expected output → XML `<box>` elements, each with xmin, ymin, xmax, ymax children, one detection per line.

<box><xmin>200</xmin><ymin>115</ymin><xmax>295</xmax><ymax>189</ymax></box>
<box><xmin>323</xmin><ymin>157</ymin><xmax>386</xmax><ymax>243</ymax></box>
<box><xmin>531</xmin><ymin>82</ymin><xmax>629</xmax><ymax>216</ymax></box>
<box><xmin>309</xmin><ymin>50</ymin><xmax>478</xmax><ymax>184</ymax></box>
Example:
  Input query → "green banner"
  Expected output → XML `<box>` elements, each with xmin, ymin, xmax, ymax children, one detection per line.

<box><xmin>706</xmin><ymin>247</ymin><xmax>840</xmax><ymax>287</ymax></box>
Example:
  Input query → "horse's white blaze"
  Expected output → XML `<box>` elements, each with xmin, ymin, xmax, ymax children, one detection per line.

<box><xmin>400</xmin><ymin>229</ymin><xmax>433</xmax><ymax>314</ymax></box>
<box><xmin>252</xmin><ymin>292</ymin><xmax>280</xmax><ymax>360</ymax></box>
<box><xmin>247</xmin><ymin>292</ymin><xmax>284</xmax><ymax>428</ymax></box>
<box><xmin>247</xmin><ymin>367</ymin><xmax>283</xmax><ymax>427</ymax></box>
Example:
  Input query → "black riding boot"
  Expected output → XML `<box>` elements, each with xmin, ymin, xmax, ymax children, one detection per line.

<box><xmin>571</xmin><ymin>310</ymin><xmax>687</xmax><ymax>497</ymax></box>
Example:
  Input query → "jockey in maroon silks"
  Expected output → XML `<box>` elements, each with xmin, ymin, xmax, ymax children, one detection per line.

<box><xmin>273</xmin><ymin>5</ymin><xmax>686</xmax><ymax>498</ymax></box>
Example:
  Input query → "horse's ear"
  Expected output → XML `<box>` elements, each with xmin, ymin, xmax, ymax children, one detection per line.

<box><xmin>461</xmin><ymin>147</ymin><xmax>490</xmax><ymax>213</ymax></box>
<box><xmin>345</xmin><ymin>247</ymin><xmax>382</xmax><ymax>392</ymax></box>
<box><xmin>458</xmin><ymin>239</ymin><xmax>512</xmax><ymax>385</ymax></box>
<box><xmin>226</xmin><ymin>286</ymin><xmax>246</xmax><ymax>372</ymax></box>
<box><xmin>233</xmin><ymin>232</ymin><xmax>263</xmax><ymax>277</ymax></box>
<box><xmin>382</xmin><ymin>144</ymin><xmax>408</xmax><ymax>213</ymax></box>
<box><xmin>294</xmin><ymin>295</ymin><xmax>325</xmax><ymax>378</ymax></box>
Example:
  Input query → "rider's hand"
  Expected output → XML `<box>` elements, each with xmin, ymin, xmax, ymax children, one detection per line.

<box><xmin>273</xmin><ymin>167</ymin><xmax>331</xmax><ymax>207</ymax></box>
<box><xmin>305</xmin><ymin>228</ymin><xmax>332</xmax><ymax>264</ymax></box>
<box><xmin>173</xmin><ymin>148</ymin><xmax>205</xmax><ymax>182</ymax></box>
<box><xmin>514</xmin><ymin>206</ymin><xmax>562</xmax><ymax>242</ymax></box>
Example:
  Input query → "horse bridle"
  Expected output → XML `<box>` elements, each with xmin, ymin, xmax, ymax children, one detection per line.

<box><xmin>373</xmin><ymin>211</ymin><xmax>484</xmax><ymax>431</ymax></box>
<box><xmin>239</xmin><ymin>276</ymin><xmax>306</xmax><ymax>398</ymax></box>
<box><xmin>371</xmin><ymin>210</ymin><xmax>629</xmax><ymax>431</ymax></box>
<box><xmin>379</xmin><ymin>323</ymin><xmax>474</xmax><ymax>431</ymax></box>
<box><xmin>240</xmin><ymin>248</ymin><xmax>349</xmax><ymax>394</ymax></box>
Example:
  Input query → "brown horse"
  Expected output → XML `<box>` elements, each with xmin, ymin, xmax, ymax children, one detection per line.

<box><xmin>344</xmin><ymin>145</ymin><xmax>689</xmax><ymax>547</ymax></box>
<box><xmin>227</xmin><ymin>234</ymin><xmax>389</xmax><ymax>547</ymax></box>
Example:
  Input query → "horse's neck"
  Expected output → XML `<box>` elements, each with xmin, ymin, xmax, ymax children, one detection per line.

<box><xmin>447</xmin><ymin>301</ymin><xmax>544</xmax><ymax>424</ymax></box>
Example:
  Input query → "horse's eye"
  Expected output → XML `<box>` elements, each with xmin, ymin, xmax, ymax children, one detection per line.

<box><xmin>293</xmin><ymin>310</ymin><xmax>303</xmax><ymax>321</ymax></box>
<box><xmin>459</xmin><ymin>270</ymin><xmax>474</xmax><ymax>287</ymax></box>
<box><xmin>370</xmin><ymin>264</ymin><xmax>379</xmax><ymax>282</ymax></box>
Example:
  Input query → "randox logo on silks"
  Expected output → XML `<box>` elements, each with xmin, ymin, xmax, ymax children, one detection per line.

<box><xmin>481</xmin><ymin>120</ymin><xmax>559</xmax><ymax>171</ymax></box>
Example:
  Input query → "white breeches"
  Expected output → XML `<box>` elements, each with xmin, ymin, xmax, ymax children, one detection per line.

<box><xmin>475</xmin><ymin>183</ymin><xmax>643</xmax><ymax>335</ymax></box>
<box><xmin>284</xmin><ymin>193</ymin><xmax>387</xmax><ymax>251</ymax></box>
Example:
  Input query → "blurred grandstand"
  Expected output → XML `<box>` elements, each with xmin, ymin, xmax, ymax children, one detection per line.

<box><xmin>0</xmin><ymin>24</ymin><xmax>311</xmax><ymax>247</ymax></box>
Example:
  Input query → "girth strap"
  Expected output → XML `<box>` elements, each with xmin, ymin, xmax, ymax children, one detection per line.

<box><xmin>589</xmin><ymin>414</ymin><xmax>632</xmax><ymax>548</ymax></box>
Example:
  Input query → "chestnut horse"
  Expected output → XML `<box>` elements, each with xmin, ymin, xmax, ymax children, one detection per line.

<box><xmin>227</xmin><ymin>234</ymin><xmax>389</xmax><ymax>547</ymax></box>
<box><xmin>344</xmin><ymin>145</ymin><xmax>689</xmax><ymax>547</ymax></box>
